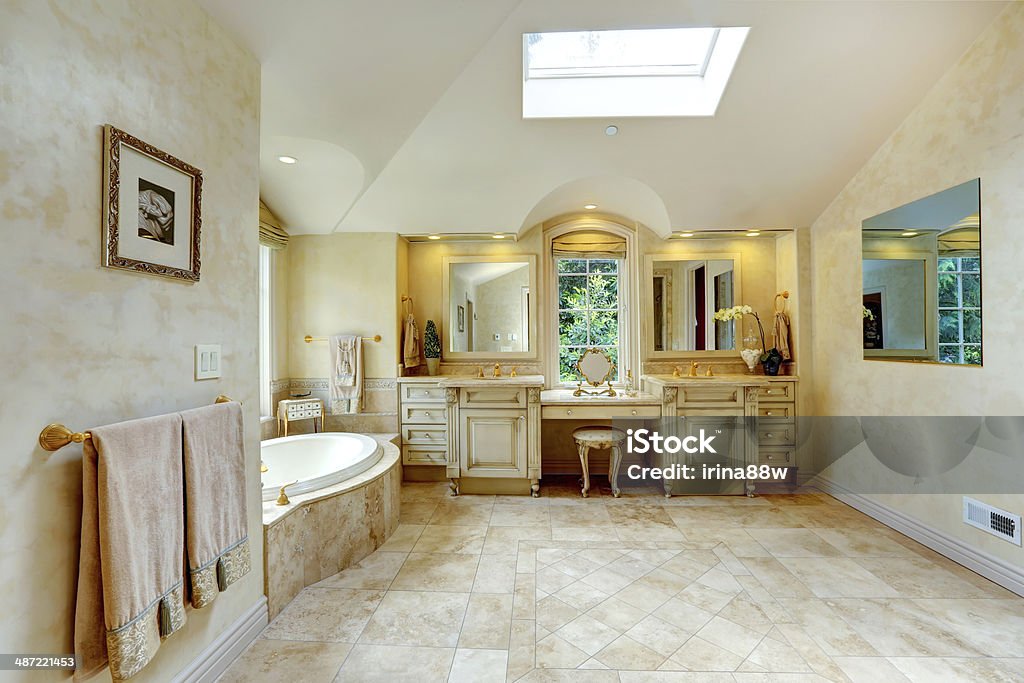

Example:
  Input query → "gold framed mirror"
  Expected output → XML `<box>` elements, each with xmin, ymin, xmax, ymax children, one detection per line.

<box><xmin>574</xmin><ymin>348</ymin><xmax>616</xmax><ymax>397</ymax></box>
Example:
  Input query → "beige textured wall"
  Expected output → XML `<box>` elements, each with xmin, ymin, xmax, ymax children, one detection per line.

<box><xmin>808</xmin><ymin>5</ymin><xmax>1024</xmax><ymax>567</ymax></box>
<box><xmin>0</xmin><ymin>1</ymin><xmax>262</xmax><ymax>681</ymax></box>
<box><xmin>475</xmin><ymin>266</ymin><xmax>530</xmax><ymax>353</ymax></box>
<box><xmin>287</xmin><ymin>233</ymin><xmax>401</xmax><ymax>379</ymax></box>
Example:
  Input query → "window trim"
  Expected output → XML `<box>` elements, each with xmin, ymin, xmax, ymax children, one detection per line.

<box><xmin>543</xmin><ymin>218</ymin><xmax>639</xmax><ymax>389</ymax></box>
<box><xmin>258</xmin><ymin>245</ymin><xmax>273</xmax><ymax>418</ymax></box>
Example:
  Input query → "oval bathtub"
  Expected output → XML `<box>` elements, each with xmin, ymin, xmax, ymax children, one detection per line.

<box><xmin>260</xmin><ymin>432</ymin><xmax>383</xmax><ymax>502</ymax></box>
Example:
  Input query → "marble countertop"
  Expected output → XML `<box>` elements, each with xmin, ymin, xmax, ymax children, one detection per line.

<box><xmin>540</xmin><ymin>389</ymin><xmax>660</xmax><ymax>405</ymax></box>
<box><xmin>642</xmin><ymin>374</ymin><xmax>773</xmax><ymax>386</ymax></box>
<box><xmin>439</xmin><ymin>374</ymin><xmax>545</xmax><ymax>387</ymax></box>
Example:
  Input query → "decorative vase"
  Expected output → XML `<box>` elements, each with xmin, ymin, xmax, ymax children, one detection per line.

<box><xmin>426</xmin><ymin>358</ymin><xmax>440</xmax><ymax>376</ymax></box>
<box><xmin>740</xmin><ymin>320</ymin><xmax>762</xmax><ymax>373</ymax></box>
<box><xmin>761</xmin><ymin>348</ymin><xmax>783</xmax><ymax>376</ymax></box>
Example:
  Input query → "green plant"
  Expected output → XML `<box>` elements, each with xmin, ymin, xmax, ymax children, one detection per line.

<box><xmin>424</xmin><ymin>320</ymin><xmax>440</xmax><ymax>359</ymax></box>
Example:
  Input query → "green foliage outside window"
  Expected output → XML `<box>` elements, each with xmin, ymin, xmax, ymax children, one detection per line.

<box><xmin>557</xmin><ymin>258</ymin><xmax>621</xmax><ymax>382</ymax></box>
<box><xmin>937</xmin><ymin>257</ymin><xmax>981</xmax><ymax>364</ymax></box>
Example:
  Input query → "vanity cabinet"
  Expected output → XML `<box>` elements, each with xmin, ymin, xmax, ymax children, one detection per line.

<box><xmin>439</xmin><ymin>376</ymin><xmax>544</xmax><ymax>496</ymax></box>
<box><xmin>755</xmin><ymin>378</ymin><xmax>799</xmax><ymax>478</ymax></box>
<box><xmin>398</xmin><ymin>378</ymin><xmax>448</xmax><ymax>466</ymax></box>
<box><xmin>459</xmin><ymin>409</ymin><xmax>527</xmax><ymax>478</ymax></box>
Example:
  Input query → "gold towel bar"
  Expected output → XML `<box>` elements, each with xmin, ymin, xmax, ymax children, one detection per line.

<box><xmin>304</xmin><ymin>334</ymin><xmax>382</xmax><ymax>344</ymax></box>
<box><xmin>38</xmin><ymin>395</ymin><xmax>236</xmax><ymax>452</ymax></box>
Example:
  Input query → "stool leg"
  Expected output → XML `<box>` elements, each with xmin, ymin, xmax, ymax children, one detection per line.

<box><xmin>609</xmin><ymin>444</ymin><xmax>622</xmax><ymax>498</ymax></box>
<box><xmin>577</xmin><ymin>442</ymin><xmax>591</xmax><ymax>498</ymax></box>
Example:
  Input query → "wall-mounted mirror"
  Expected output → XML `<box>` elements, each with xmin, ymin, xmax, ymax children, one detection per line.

<box><xmin>442</xmin><ymin>255</ymin><xmax>538</xmax><ymax>359</ymax></box>
<box><xmin>644</xmin><ymin>253</ymin><xmax>742</xmax><ymax>357</ymax></box>
<box><xmin>862</xmin><ymin>178</ymin><xmax>981</xmax><ymax>365</ymax></box>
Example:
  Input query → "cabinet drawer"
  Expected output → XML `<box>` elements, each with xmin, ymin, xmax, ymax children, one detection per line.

<box><xmin>403</xmin><ymin>446</ymin><xmax>448</xmax><ymax>466</ymax></box>
<box><xmin>402</xmin><ymin>405</ymin><xmax>446</xmax><ymax>424</ymax></box>
<box><xmin>460</xmin><ymin>387</ymin><xmax>527</xmax><ymax>409</ymax></box>
<box><xmin>678</xmin><ymin>384</ymin><xmax>743</xmax><ymax>407</ymax></box>
<box><xmin>757</xmin><ymin>382</ymin><xmax>795</xmax><ymax>401</ymax></box>
<box><xmin>758</xmin><ymin>447</ymin><xmax>795</xmax><ymax>466</ymax></box>
<box><xmin>541</xmin><ymin>405</ymin><xmax>661</xmax><ymax>420</ymax></box>
<box><xmin>758</xmin><ymin>404</ymin><xmax>794</xmax><ymax>418</ymax></box>
<box><xmin>758</xmin><ymin>423</ymin><xmax>796</xmax><ymax>446</ymax></box>
<box><xmin>402</xmin><ymin>424</ymin><xmax>448</xmax><ymax>446</ymax></box>
<box><xmin>401</xmin><ymin>383</ymin><xmax>446</xmax><ymax>402</ymax></box>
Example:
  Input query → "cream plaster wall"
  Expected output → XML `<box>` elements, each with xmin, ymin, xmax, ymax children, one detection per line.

<box><xmin>808</xmin><ymin>4</ymin><xmax>1024</xmax><ymax>568</ymax></box>
<box><xmin>475</xmin><ymin>266</ymin><xmax>530</xmax><ymax>353</ymax></box>
<box><xmin>0</xmin><ymin>1</ymin><xmax>262</xmax><ymax>681</ymax></box>
<box><xmin>287</xmin><ymin>233</ymin><xmax>402</xmax><ymax>380</ymax></box>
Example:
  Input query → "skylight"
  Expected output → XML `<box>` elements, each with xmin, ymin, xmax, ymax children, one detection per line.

<box><xmin>523</xmin><ymin>27</ymin><xmax>749</xmax><ymax>119</ymax></box>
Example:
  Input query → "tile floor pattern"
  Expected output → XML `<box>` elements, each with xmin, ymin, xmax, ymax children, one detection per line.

<box><xmin>220</xmin><ymin>477</ymin><xmax>1024</xmax><ymax>682</ymax></box>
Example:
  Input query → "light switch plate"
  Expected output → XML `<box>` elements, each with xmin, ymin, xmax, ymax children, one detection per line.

<box><xmin>195</xmin><ymin>344</ymin><xmax>222</xmax><ymax>380</ymax></box>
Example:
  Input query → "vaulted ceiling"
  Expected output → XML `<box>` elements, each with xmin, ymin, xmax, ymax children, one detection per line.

<box><xmin>199</xmin><ymin>0</ymin><xmax>1007</xmax><ymax>236</ymax></box>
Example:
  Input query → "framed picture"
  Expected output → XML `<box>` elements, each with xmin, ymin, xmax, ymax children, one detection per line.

<box><xmin>457</xmin><ymin>305</ymin><xmax>465</xmax><ymax>332</ymax></box>
<box><xmin>102</xmin><ymin>125</ymin><xmax>202</xmax><ymax>281</ymax></box>
<box><xmin>863</xmin><ymin>292</ymin><xmax>884</xmax><ymax>349</ymax></box>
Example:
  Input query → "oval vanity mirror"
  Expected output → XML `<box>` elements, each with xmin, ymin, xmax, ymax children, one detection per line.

<box><xmin>574</xmin><ymin>348</ymin><xmax>616</xmax><ymax>397</ymax></box>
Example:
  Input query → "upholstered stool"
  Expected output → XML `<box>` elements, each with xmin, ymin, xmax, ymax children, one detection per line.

<box><xmin>572</xmin><ymin>426</ymin><xmax>627</xmax><ymax>498</ymax></box>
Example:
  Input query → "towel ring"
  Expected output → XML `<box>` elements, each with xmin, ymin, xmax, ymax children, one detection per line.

<box><xmin>774</xmin><ymin>291</ymin><xmax>790</xmax><ymax>314</ymax></box>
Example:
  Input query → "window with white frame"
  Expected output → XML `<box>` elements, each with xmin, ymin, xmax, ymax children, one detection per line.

<box><xmin>937</xmin><ymin>256</ymin><xmax>981</xmax><ymax>364</ymax></box>
<box><xmin>259</xmin><ymin>245</ymin><xmax>273</xmax><ymax>416</ymax></box>
<box><xmin>556</xmin><ymin>257</ymin><xmax>622</xmax><ymax>383</ymax></box>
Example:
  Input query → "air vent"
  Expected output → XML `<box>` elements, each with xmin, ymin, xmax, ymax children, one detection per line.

<box><xmin>963</xmin><ymin>497</ymin><xmax>1021</xmax><ymax>545</ymax></box>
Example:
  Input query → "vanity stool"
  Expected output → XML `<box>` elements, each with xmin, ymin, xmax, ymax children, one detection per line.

<box><xmin>572</xmin><ymin>426</ymin><xmax>627</xmax><ymax>498</ymax></box>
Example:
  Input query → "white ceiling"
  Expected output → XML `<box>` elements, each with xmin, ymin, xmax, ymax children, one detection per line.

<box><xmin>199</xmin><ymin>0</ymin><xmax>1007</xmax><ymax>236</ymax></box>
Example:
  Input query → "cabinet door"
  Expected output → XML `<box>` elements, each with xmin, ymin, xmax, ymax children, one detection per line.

<box><xmin>459</xmin><ymin>409</ymin><xmax>526</xmax><ymax>478</ymax></box>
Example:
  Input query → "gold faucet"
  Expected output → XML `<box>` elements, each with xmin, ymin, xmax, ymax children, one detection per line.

<box><xmin>672</xmin><ymin>365</ymin><xmax>682</xmax><ymax>378</ymax></box>
<box><xmin>688</xmin><ymin>361</ymin><xmax>699</xmax><ymax>377</ymax></box>
<box><xmin>705</xmin><ymin>365</ymin><xmax>714</xmax><ymax>377</ymax></box>
<box><xmin>276</xmin><ymin>481</ymin><xmax>298</xmax><ymax>506</ymax></box>
<box><xmin>260</xmin><ymin>461</ymin><xmax>269</xmax><ymax>473</ymax></box>
<box><xmin>477</xmin><ymin>366</ymin><xmax>485</xmax><ymax>378</ymax></box>
<box><xmin>509</xmin><ymin>366</ymin><xmax>518</xmax><ymax>377</ymax></box>
<box><xmin>493</xmin><ymin>363</ymin><xmax>502</xmax><ymax>378</ymax></box>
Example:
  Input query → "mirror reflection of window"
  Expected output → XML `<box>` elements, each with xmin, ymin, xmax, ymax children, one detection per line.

<box><xmin>861</xmin><ymin>178</ymin><xmax>981</xmax><ymax>365</ymax></box>
<box><xmin>651</xmin><ymin>259</ymin><xmax>736</xmax><ymax>352</ymax></box>
<box><xmin>448</xmin><ymin>261</ymin><xmax>531</xmax><ymax>353</ymax></box>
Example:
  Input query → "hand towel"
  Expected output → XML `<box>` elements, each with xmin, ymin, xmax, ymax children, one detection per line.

<box><xmin>773</xmin><ymin>311</ymin><xmax>792</xmax><ymax>360</ymax></box>
<box><xmin>180</xmin><ymin>402</ymin><xmax>250</xmax><ymax>609</ymax></box>
<box><xmin>75</xmin><ymin>413</ymin><xmax>186</xmax><ymax>682</ymax></box>
<box><xmin>403</xmin><ymin>313</ymin><xmax>420</xmax><ymax>369</ymax></box>
<box><xmin>329</xmin><ymin>334</ymin><xmax>363</xmax><ymax>414</ymax></box>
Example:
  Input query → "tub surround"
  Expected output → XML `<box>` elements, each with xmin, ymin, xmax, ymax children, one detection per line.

<box><xmin>263</xmin><ymin>435</ymin><xmax>401</xmax><ymax>619</ymax></box>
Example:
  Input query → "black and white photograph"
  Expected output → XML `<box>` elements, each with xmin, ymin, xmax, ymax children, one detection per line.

<box><xmin>138</xmin><ymin>178</ymin><xmax>175</xmax><ymax>245</ymax></box>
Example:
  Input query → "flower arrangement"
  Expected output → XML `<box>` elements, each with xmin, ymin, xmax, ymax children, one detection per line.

<box><xmin>713</xmin><ymin>304</ymin><xmax>783</xmax><ymax>374</ymax></box>
<box><xmin>862</xmin><ymin>306</ymin><xmax>874</xmax><ymax>320</ymax></box>
<box><xmin>423</xmin><ymin>320</ymin><xmax>440</xmax><ymax>359</ymax></box>
<box><xmin>713</xmin><ymin>305</ymin><xmax>767</xmax><ymax>357</ymax></box>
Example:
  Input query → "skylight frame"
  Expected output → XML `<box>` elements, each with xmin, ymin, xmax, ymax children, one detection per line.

<box><xmin>522</xmin><ymin>26</ymin><xmax>750</xmax><ymax>119</ymax></box>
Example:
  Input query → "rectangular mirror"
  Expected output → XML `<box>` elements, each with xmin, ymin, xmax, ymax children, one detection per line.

<box><xmin>442</xmin><ymin>255</ymin><xmax>537</xmax><ymax>359</ymax></box>
<box><xmin>862</xmin><ymin>178</ymin><xmax>981</xmax><ymax>365</ymax></box>
<box><xmin>645</xmin><ymin>253</ymin><xmax>742</xmax><ymax>355</ymax></box>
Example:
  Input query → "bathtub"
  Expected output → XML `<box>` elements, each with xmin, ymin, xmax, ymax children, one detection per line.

<box><xmin>260</xmin><ymin>432</ymin><xmax>384</xmax><ymax>502</ymax></box>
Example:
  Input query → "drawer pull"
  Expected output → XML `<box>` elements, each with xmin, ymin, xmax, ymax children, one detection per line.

<box><xmin>767</xmin><ymin>455</ymin><xmax>774</xmax><ymax>461</ymax></box>
<box><xmin>424</xmin><ymin>411</ymin><xmax>431</xmax><ymax>417</ymax></box>
<box><xmin>631</xmin><ymin>410</ymin><xmax>638</xmax><ymax>416</ymax></box>
<box><xmin>566</xmin><ymin>409</ymin><xmax>573</xmax><ymax>416</ymax></box>
<box><xmin>422</xmin><ymin>391</ymin><xmax>429</xmax><ymax>396</ymax></box>
<box><xmin>766</xmin><ymin>433</ymin><xmax>774</xmax><ymax>438</ymax></box>
<box><xmin>765</xmin><ymin>411</ymin><xmax>773</xmax><ymax>416</ymax></box>
<box><xmin>765</xmin><ymin>390</ymin><xmax>773</xmax><ymax>395</ymax></box>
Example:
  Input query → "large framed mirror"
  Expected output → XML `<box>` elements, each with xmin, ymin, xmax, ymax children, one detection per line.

<box><xmin>643</xmin><ymin>253</ymin><xmax>742</xmax><ymax>358</ymax></box>
<box><xmin>442</xmin><ymin>255</ymin><xmax>538</xmax><ymax>360</ymax></box>
<box><xmin>862</xmin><ymin>178</ymin><xmax>981</xmax><ymax>365</ymax></box>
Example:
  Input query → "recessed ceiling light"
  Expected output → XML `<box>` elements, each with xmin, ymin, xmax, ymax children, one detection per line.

<box><xmin>677</xmin><ymin>232</ymin><xmax>695</xmax><ymax>238</ymax></box>
<box><xmin>277</xmin><ymin>155</ymin><xmax>297</xmax><ymax>164</ymax></box>
<box><xmin>901</xmin><ymin>231</ymin><xmax>918</xmax><ymax>237</ymax></box>
<box><xmin>493</xmin><ymin>233</ymin><xmax>506</xmax><ymax>239</ymax></box>
<box><xmin>746</xmin><ymin>230</ymin><xmax>761</xmax><ymax>237</ymax></box>
<box><xmin>428</xmin><ymin>234</ymin><xmax>441</xmax><ymax>240</ymax></box>
<box><xmin>584</xmin><ymin>203</ymin><xmax>598</xmax><ymax>210</ymax></box>
<box><xmin>605</xmin><ymin>125</ymin><xmax>619</xmax><ymax>136</ymax></box>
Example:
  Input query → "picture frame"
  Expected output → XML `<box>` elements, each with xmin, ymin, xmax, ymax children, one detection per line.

<box><xmin>457</xmin><ymin>305</ymin><xmax>465</xmax><ymax>332</ymax></box>
<box><xmin>102</xmin><ymin>125</ymin><xmax>202</xmax><ymax>281</ymax></box>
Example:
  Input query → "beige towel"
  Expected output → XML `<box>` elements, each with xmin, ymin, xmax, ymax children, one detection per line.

<box><xmin>773</xmin><ymin>311</ymin><xmax>792</xmax><ymax>360</ymax></box>
<box><xmin>75</xmin><ymin>414</ymin><xmax>186</xmax><ymax>682</ymax></box>
<box><xmin>403</xmin><ymin>314</ymin><xmax>420</xmax><ymax>369</ymax></box>
<box><xmin>180</xmin><ymin>402</ymin><xmax>250</xmax><ymax>609</ymax></box>
<box><xmin>330</xmin><ymin>334</ymin><xmax>363</xmax><ymax>414</ymax></box>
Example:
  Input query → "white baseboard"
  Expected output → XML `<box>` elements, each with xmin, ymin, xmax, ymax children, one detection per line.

<box><xmin>172</xmin><ymin>596</ymin><xmax>268</xmax><ymax>683</ymax></box>
<box><xmin>811</xmin><ymin>476</ymin><xmax>1024</xmax><ymax>598</ymax></box>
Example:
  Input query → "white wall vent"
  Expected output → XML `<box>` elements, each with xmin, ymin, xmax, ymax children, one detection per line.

<box><xmin>963</xmin><ymin>497</ymin><xmax>1021</xmax><ymax>546</ymax></box>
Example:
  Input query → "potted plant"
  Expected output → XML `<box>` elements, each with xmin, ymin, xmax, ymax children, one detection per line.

<box><xmin>713</xmin><ymin>305</ymin><xmax>783</xmax><ymax>375</ymax></box>
<box><xmin>423</xmin><ymin>320</ymin><xmax>441</xmax><ymax>376</ymax></box>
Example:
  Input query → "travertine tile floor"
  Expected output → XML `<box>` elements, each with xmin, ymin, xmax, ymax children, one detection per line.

<box><xmin>220</xmin><ymin>477</ymin><xmax>1024</xmax><ymax>682</ymax></box>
